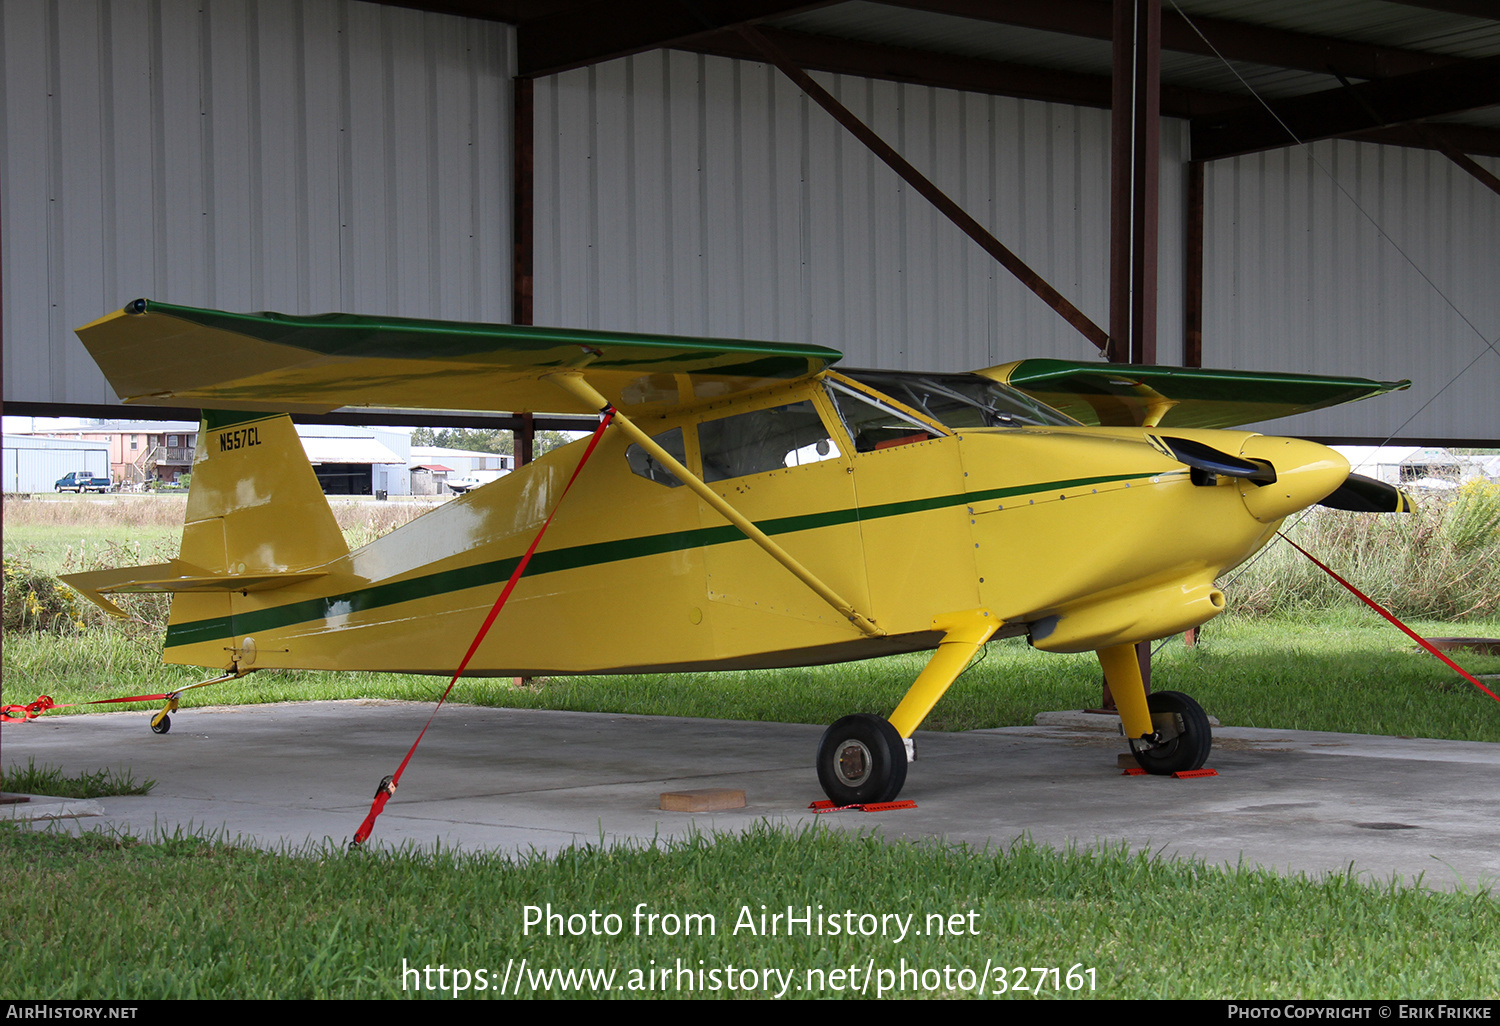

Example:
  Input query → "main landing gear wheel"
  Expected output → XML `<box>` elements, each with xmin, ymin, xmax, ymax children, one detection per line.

<box><xmin>817</xmin><ymin>714</ymin><xmax>907</xmax><ymax>804</ymax></box>
<box><xmin>1129</xmin><ymin>691</ymin><xmax>1210</xmax><ymax>775</ymax></box>
<box><xmin>150</xmin><ymin>713</ymin><xmax>171</xmax><ymax>735</ymax></box>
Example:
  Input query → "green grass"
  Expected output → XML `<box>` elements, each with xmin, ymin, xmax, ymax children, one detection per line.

<box><xmin>6</xmin><ymin>496</ymin><xmax>1500</xmax><ymax>1001</ymax></box>
<box><xmin>2</xmin><ymin>525</ymin><xmax>183</xmax><ymax>576</ymax></box>
<box><xmin>2</xmin><ymin>758</ymin><xmax>154</xmax><ymax>798</ymax></box>
<box><xmin>6</xmin><ymin>612</ymin><xmax>1497</xmax><ymax>741</ymax></box>
<box><xmin>6</xmin><ymin>485</ymin><xmax>1498</xmax><ymax>742</ymax></box>
<box><xmin>2</xmin><ymin>821</ymin><xmax>1495</xmax><ymax>1000</ymax></box>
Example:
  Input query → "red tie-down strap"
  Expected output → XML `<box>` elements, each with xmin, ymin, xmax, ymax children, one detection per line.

<box><xmin>1</xmin><ymin>695</ymin><xmax>58</xmax><ymax>723</ymax></box>
<box><xmin>352</xmin><ymin>407</ymin><xmax>617</xmax><ymax>846</ymax></box>
<box><xmin>1</xmin><ymin>691</ymin><xmax>178</xmax><ymax>723</ymax></box>
<box><xmin>807</xmin><ymin>800</ymin><xmax>918</xmax><ymax>813</ymax></box>
<box><xmin>1280</xmin><ymin>533</ymin><xmax>1500</xmax><ymax>706</ymax></box>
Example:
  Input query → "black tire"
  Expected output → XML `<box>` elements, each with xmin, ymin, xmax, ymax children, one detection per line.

<box><xmin>150</xmin><ymin>713</ymin><xmax>171</xmax><ymax>735</ymax></box>
<box><xmin>1129</xmin><ymin>691</ymin><xmax>1210</xmax><ymax>774</ymax></box>
<box><xmin>816</xmin><ymin>714</ymin><xmax>908</xmax><ymax>804</ymax></box>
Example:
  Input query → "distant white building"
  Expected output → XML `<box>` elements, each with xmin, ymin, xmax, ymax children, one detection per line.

<box><xmin>408</xmin><ymin>446</ymin><xmax>511</xmax><ymax>495</ymax></box>
<box><xmin>1455</xmin><ymin>453</ymin><xmax>1500</xmax><ymax>485</ymax></box>
<box><xmin>1334</xmin><ymin>446</ymin><xmax>1464</xmax><ymax>491</ymax></box>
<box><xmin>2</xmin><ymin>434</ymin><xmax>112</xmax><ymax>492</ymax></box>
<box><xmin>294</xmin><ymin>425</ymin><xmax>411</xmax><ymax>497</ymax></box>
<box><xmin>409</xmin><ymin>446</ymin><xmax>512</xmax><ymax>474</ymax></box>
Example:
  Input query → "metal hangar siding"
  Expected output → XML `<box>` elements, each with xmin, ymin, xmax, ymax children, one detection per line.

<box><xmin>1</xmin><ymin>1</ymin><xmax>1495</xmax><ymax>441</ymax></box>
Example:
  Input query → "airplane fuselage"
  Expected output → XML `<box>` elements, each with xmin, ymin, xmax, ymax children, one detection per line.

<box><xmin>157</xmin><ymin>370</ymin><xmax>1347</xmax><ymax>677</ymax></box>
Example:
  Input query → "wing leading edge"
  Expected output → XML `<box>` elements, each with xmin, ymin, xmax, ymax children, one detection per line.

<box><xmin>75</xmin><ymin>300</ymin><xmax>843</xmax><ymax>416</ymax></box>
<box><xmin>982</xmin><ymin>359</ymin><xmax>1411</xmax><ymax>430</ymax></box>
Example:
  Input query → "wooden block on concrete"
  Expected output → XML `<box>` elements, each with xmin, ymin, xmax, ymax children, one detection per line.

<box><xmin>660</xmin><ymin>788</ymin><xmax>746</xmax><ymax>812</ymax></box>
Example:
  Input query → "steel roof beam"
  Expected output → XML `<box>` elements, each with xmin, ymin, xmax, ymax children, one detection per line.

<box><xmin>1350</xmin><ymin>123</ymin><xmax>1500</xmax><ymax>159</ymax></box>
<box><xmin>1376</xmin><ymin>0</ymin><xmax>1500</xmax><ymax>20</ymax></box>
<box><xmin>1417</xmin><ymin>125</ymin><xmax>1500</xmax><ymax>197</ymax></box>
<box><xmin>516</xmin><ymin>0</ymin><xmax>834</xmax><ymax>77</ymax></box>
<box><xmin>1191</xmin><ymin>54</ymin><xmax>1500</xmax><ymax>161</ymax></box>
<box><xmin>693</xmin><ymin>25</ymin><xmax>1243</xmax><ymax>117</ymax></box>
<box><xmin>879</xmin><ymin>0</ymin><xmax>1463</xmax><ymax>80</ymax></box>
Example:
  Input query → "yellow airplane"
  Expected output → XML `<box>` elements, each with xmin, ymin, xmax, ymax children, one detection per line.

<box><xmin>62</xmin><ymin>299</ymin><xmax>1412</xmax><ymax>804</ymax></box>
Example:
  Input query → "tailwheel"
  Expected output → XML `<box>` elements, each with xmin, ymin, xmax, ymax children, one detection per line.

<box><xmin>149</xmin><ymin>694</ymin><xmax>179</xmax><ymax>735</ymax></box>
<box><xmin>1128</xmin><ymin>691</ymin><xmax>1211</xmax><ymax>774</ymax></box>
<box><xmin>817</xmin><ymin>714</ymin><xmax>907</xmax><ymax>804</ymax></box>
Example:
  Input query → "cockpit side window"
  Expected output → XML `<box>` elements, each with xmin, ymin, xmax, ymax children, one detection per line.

<box><xmin>842</xmin><ymin>370</ymin><xmax>1079</xmax><ymax>429</ymax></box>
<box><xmin>625</xmin><ymin>426</ymin><xmax>687</xmax><ymax>487</ymax></box>
<box><xmin>698</xmin><ymin>400</ymin><xmax>841</xmax><ymax>483</ymax></box>
<box><xmin>825</xmin><ymin>379</ymin><xmax>945</xmax><ymax>453</ymax></box>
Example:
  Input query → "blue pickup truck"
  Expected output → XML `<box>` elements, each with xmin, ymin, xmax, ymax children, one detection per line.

<box><xmin>55</xmin><ymin>471</ymin><xmax>112</xmax><ymax>493</ymax></box>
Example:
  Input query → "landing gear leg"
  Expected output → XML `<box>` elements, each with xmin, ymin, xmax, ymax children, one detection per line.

<box><xmin>1128</xmin><ymin>692</ymin><xmax>1211</xmax><ymax>774</ymax></box>
<box><xmin>815</xmin><ymin>609</ymin><xmax>1001</xmax><ymax>803</ymax></box>
<box><xmin>1097</xmin><ymin>644</ymin><xmax>1211</xmax><ymax>774</ymax></box>
<box><xmin>149</xmin><ymin>695</ymin><xmax>177</xmax><ymax>734</ymax></box>
<box><xmin>143</xmin><ymin>668</ymin><xmax>257</xmax><ymax>734</ymax></box>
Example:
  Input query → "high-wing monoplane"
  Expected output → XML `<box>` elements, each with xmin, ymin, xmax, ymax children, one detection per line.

<box><xmin>61</xmin><ymin>300</ymin><xmax>1412</xmax><ymax>803</ymax></box>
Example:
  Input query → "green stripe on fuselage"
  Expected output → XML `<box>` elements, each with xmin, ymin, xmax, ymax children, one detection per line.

<box><xmin>163</xmin><ymin>469</ymin><xmax>1168</xmax><ymax>648</ymax></box>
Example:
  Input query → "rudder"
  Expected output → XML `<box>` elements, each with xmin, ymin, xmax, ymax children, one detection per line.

<box><xmin>182</xmin><ymin>411</ymin><xmax>349</xmax><ymax>574</ymax></box>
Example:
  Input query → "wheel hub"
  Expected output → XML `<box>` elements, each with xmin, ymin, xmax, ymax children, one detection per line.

<box><xmin>834</xmin><ymin>740</ymin><xmax>872</xmax><ymax>786</ymax></box>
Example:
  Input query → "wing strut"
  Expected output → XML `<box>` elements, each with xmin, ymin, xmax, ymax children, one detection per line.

<box><xmin>547</xmin><ymin>372</ymin><xmax>886</xmax><ymax>638</ymax></box>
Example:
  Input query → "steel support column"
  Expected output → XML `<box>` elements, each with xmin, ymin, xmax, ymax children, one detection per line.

<box><xmin>513</xmin><ymin>77</ymin><xmax>535</xmax><ymax>331</ymax></box>
<box><xmin>1109</xmin><ymin>0</ymin><xmax>1161</xmax><ymax>366</ymax></box>
<box><xmin>512</xmin><ymin>78</ymin><xmax>536</xmax><ymax>688</ymax></box>
<box><xmin>1106</xmin><ymin>0</ymin><xmax>1162</xmax><ymax>706</ymax></box>
<box><xmin>512</xmin><ymin>76</ymin><xmax>536</xmax><ymax>468</ymax></box>
<box><xmin>1184</xmin><ymin>159</ymin><xmax>1204</xmax><ymax>368</ymax></box>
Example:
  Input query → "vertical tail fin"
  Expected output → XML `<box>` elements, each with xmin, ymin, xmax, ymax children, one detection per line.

<box><xmin>182</xmin><ymin>411</ymin><xmax>349</xmax><ymax>574</ymax></box>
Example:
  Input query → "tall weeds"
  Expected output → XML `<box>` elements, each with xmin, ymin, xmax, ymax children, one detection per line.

<box><xmin>3</xmin><ymin>496</ymin><xmax>189</xmax><ymax>528</ymax></box>
<box><xmin>1224</xmin><ymin>481</ymin><xmax>1500</xmax><ymax>622</ymax></box>
<box><xmin>2</xmin><ymin>498</ymin><xmax>439</xmax><ymax>634</ymax></box>
<box><xmin>328</xmin><ymin>500</ymin><xmax>438</xmax><ymax>548</ymax></box>
<box><xmin>6</xmin><ymin>489</ymin><xmax>1498</xmax><ymax>626</ymax></box>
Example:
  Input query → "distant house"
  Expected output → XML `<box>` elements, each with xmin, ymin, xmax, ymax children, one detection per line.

<box><xmin>13</xmin><ymin>421</ymin><xmax>429</xmax><ymax>497</ymax></box>
<box><xmin>24</xmin><ymin>421</ymin><xmax>198</xmax><ymax>485</ymax></box>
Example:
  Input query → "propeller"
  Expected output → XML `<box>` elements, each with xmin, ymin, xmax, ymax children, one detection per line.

<box><xmin>1317</xmin><ymin>473</ymin><xmax>1415</xmax><ymax>513</ymax></box>
<box><xmin>1154</xmin><ymin>435</ymin><xmax>1414</xmax><ymax>514</ymax></box>
<box><xmin>1154</xmin><ymin>435</ymin><xmax>1278</xmax><ymax>486</ymax></box>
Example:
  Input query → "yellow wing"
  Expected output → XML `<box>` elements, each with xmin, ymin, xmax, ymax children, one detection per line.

<box><xmin>981</xmin><ymin>359</ymin><xmax>1411</xmax><ymax>429</ymax></box>
<box><xmin>76</xmin><ymin>300</ymin><xmax>843</xmax><ymax>416</ymax></box>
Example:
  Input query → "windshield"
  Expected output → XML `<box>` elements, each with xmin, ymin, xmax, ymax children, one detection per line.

<box><xmin>840</xmin><ymin>370</ymin><xmax>1079</xmax><ymax>429</ymax></box>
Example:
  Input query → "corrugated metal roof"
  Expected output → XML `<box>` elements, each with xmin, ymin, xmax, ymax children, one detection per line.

<box><xmin>298</xmin><ymin>436</ymin><xmax>406</xmax><ymax>465</ymax></box>
<box><xmin>769</xmin><ymin>0</ymin><xmax>1500</xmax><ymax>127</ymax></box>
<box><xmin>1182</xmin><ymin>0</ymin><xmax>1500</xmax><ymax>55</ymax></box>
<box><xmin>3</xmin><ymin>435</ymin><xmax>111</xmax><ymax>452</ymax></box>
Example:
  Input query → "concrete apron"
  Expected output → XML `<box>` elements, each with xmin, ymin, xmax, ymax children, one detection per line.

<box><xmin>4</xmin><ymin>700</ymin><xmax>1498</xmax><ymax>891</ymax></box>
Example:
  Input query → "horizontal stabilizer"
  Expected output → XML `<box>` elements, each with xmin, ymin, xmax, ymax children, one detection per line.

<box><xmin>75</xmin><ymin>300</ymin><xmax>841</xmax><ymax>416</ymax></box>
<box><xmin>61</xmin><ymin>561</ymin><xmax>327</xmax><ymax>618</ymax></box>
<box><xmin>982</xmin><ymin>360</ymin><xmax>1410</xmax><ymax>430</ymax></box>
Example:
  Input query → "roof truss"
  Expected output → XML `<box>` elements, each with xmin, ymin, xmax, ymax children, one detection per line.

<box><xmin>492</xmin><ymin>0</ymin><xmax>1500</xmax><ymax>160</ymax></box>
